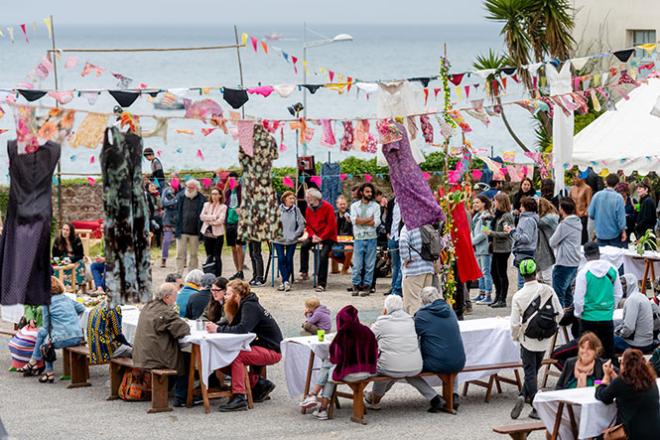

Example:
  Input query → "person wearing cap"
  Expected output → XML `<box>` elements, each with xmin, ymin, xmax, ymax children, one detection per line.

<box><xmin>185</xmin><ymin>273</ymin><xmax>216</xmax><ymax>320</ymax></box>
<box><xmin>574</xmin><ymin>242</ymin><xmax>623</xmax><ymax>361</ymax></box>
<box><xmin>509</xmin><ymin>258</ymin><xmax>563</xmax><ymax>420</ymax></box>
<box><xmin>635</xmin><ymin>182</ymin><xmax>657</xmax><ymax>239</ymax></box>
<box><xmin>143</xmin><ymin>147</ymin><xmax>165</xmax><ymax>191</ymax></box>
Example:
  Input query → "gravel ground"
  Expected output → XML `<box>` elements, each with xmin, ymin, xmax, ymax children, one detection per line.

<box><xmin>0</xmin><ymin>253</ymin><xmax>552</xmax><ymax>440</ymax></box>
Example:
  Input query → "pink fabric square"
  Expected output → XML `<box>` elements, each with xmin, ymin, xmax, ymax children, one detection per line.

<box><xmin>238</xmin><ymin>120</ymin><xmax>255</xmax><ymax>156</ymax></box>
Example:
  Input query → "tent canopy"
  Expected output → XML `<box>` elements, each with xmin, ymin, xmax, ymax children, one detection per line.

<box><xmin>571</xmin><ymin>78</ymin><xmax>660</xmax><ymax>175</ymax></box>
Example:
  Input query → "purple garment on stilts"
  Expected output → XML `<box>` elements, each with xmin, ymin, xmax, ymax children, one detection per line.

<box><xmin>382</xmin><ymin>123</ymin><xmax>444</xmax><ymax>229</ymax></box>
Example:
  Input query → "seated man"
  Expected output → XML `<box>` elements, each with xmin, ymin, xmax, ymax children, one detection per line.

<box><xmin>365</xmin><ymin>295</ymin><xmax>444</xmax><ymax>413</ymax></box>
<box><xmin>330</xmin><ymin>195</ymin><xmax>353</xmax><ymax>275</ymax></box>
<box><xmin>414</xmin><ymin>286</ymin><xmax>465</xmax><ymax>407</ymax></box>
<box><xmin>206</xmin><ymin>280</ymin><xmax>283</xmax><ymax>412</ymax></box>
<box><xmin>185</xmin><ymin>273</ymin><xmax>215</xmax><ymax>320</ymax></box>
<box><xmin>133</xmin><ymin>283</ymin><xmax>191</xmax><ymax>407</ymax></box>
<box><xmin>615</xmin><ymin>273</ymin><xmax>656</xmax><ymax>354</ymax></box>
<box><xmin>176</xmin><ymin>269</ymin><xmax>204</xmax><ymax>317</ymax></box>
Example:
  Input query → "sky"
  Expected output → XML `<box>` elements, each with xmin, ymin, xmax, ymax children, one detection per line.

<box><xmin>2</xmin><ymin>0</ymin><xmax>487</xmax><ymax>25</ymax></box>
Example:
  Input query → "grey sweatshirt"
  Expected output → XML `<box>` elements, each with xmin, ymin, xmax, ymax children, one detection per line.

<box><xmin>511</xmin><ymin>211</ymin><xmax>539</xmax><ymax>255</ymax></box>
<box><xmin>616</xmin><ymin>288</ymin><xmax>655</xmax><ymax>348</ymax></box>
<box><xmin>275</xmin><ymin>204</ymin><xmax>305</xmax><ymax>245</ymax></box>
<box><xmin>537</xmin><ymin>214</ymin><xmax>559</xmax><ymax>270</ymax></box>
<box><xmin>548</xmin><ymin>215</ymin><xmax>582</xmax><ymax>267</ymax></box>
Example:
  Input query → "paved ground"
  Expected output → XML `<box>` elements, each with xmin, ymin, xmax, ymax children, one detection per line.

<box><xmin>0</xmin><ymin>252</ymin><xmax>552</xmax><ymax>440</ymax></box>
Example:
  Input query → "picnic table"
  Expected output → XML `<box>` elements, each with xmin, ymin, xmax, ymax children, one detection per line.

<box><xmin>533</xmin><ymin>378</ymin><xmax>660</xmax><ymax>439</ymax></box>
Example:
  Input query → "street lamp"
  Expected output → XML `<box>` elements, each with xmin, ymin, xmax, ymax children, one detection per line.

<box><xmin>302</xmin><ymin>24</ymin><xmax>353</xmax><ymax>155</ymax></box>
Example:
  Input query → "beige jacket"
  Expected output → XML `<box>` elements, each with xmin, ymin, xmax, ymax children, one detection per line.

<box><xmin>200</xmin><ymin>202</ymin><xmax>227</xmax><ymax>237</ymax></box>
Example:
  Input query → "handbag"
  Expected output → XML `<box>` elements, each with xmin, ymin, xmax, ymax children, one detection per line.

<box><xmin>40</xmin><ymin>306</ymin><xmax>57</xmax><ymax>363</ymax></box>
<box><xmin>603</xmin><ymin>424</ymin><xmax>627</xmax><ymax>440</ymax></box>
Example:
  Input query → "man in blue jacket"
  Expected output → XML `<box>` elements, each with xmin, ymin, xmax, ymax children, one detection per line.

<box><xmin>415</xmin><ymin>286</ymin><xmax>466</xmax><ymax>408</ymax></box>
<box><xmin>588</xmin><ymin>174</ymin><xmax>626</xmax><ymax>247</ymax></box>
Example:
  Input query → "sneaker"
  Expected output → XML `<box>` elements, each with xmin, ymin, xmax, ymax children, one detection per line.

<box><xmin>491</xmin><ymin>301</ymin><xmax>507</xmax><ymax>309</ymax></box>
<box><xmin>351</xmin><ymin>285</ymin><xmax>360</xmax><ymax>297</ymax></box>
<box><xmin>427</xmin><ymin>395</ymin><xmax>444</xmax><ymax>413</ymax></box>
<box><xmin>284</xmin><ymin>281</ymin><xmax>291</xmax><ymax>292</ymax></box>
<box><xmin>510</xmin><ymin>396</ymin><xmax>525</xmax><ymax>420</ymax></box>
<box><xmin>313</xmin><ymin>408</ymin><xmax>328</xmax><ymax>420</ymax></box>
<box><xmin>528</xmin><ymin>408</ymin><xmax>540</xmax><ymax>419</ymax></box>
<box><xmin>229</xmin><ymin>271</ymin><xmax>244</xmax><ymax>281</ymax></box>
<box><xmin>315</xmin><ymin>286</ymin><xmax>326</xmax><ymax>293</ymax></box>
<box><xmin>478</xmin><ymin>296</ymin><xmax>493</xmax><ymax>305</ymax></box>
<box><xmin>359</xmin><ymin>290</ymin><xmax>371</xmax><ymax>297</ymax></box>
<box><xmin>473</xmin><ymin>293</ymin><xmax>486</xmax><ymax>303</ymax></box>
<box><xmin>219</xmin><ymin>394</ymin><xmax>248</xmax><ymax>412</ymax></box>
<box><xmin>364</xmin><ymin>392</ymin><xmax>381</xmax><ymax>410</ymax></box>
<box><xmin>252</xmin><ymin>379</ymin><xmax>276</xmax><ymax>403</ymax></box>
<box><xmin>299</xmin><ymin>395</ymin><xmax>319</xmax><ymax>409</ymax></box>
<box><xmin>249</xmin><ymin>278</ymin><xmax>266</xmax><ymax>287</ymax></box>
<box><xmin>277</xmin><ymin>284</ymin><xmax>285</xmax><ymax>291</ymax></box>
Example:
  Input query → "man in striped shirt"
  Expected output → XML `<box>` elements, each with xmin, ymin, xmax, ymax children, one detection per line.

<box><xmin>399</xmin><ymin>225</ymin><xmax>437</xmax><ymax>314</ymax></box>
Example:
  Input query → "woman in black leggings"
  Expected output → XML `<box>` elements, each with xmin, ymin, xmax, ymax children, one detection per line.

<box><xmin>484</xmin><ymin>192</ymin><xmax>514</xmax><ymax>308</ymax></box>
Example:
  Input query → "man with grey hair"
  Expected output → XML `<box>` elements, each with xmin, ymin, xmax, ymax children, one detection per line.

<box><xmin>176</xmin><ymin>269</ymin><xmax>204</xmax><ymax>317</ymax></box>
<box><xmin>414</xmin><ymin>286</ymin><xmax>465</xmax><ymax>409</ymax></box>
<box><xmin>299</xmin><ymin>188</ymin><xmax>337</xmax><ymax>291</ymax></box>
<box><xmin>175</xmin><ymin>178</ymin><xmax>206</xmax><ymax>274</ymax></box>
<box><xmin>133</xmin><ymin>282</ymin><xmax>192</xmax><ymax>407</ymax></box>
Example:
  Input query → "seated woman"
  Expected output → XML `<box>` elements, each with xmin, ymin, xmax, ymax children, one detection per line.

<box><xmin>201</xmin><ymin>277</ymin><xmax>228</xmax><ymax>325</ymax></box>
<box><xmin>87</xmin><ymin>296</ymin><xmax>130</xmax><ymax>365</ymax></box>
<box><xmin>330</xmin><ymin>195</ymin><xmax>353</xmax><ymax>274</ymax></box>
<box><xmin>299</xmin><ymin>305</ymin><xmax>378</xmax><ymax>420</ymax></box>
<box><xmin>205</xmin><ymin>280</ymin><xmax>283</xmax><ymax>412</ymax></box>
<box><xmin>365</xmin><ymin>295</ymin><xmax>444</xmax><ymax>412</ymax></box>
<box><xmin>556</xmin><ymin>332</ymin><xmax>604</xmax><ymax>389</ymax></box>
<box><xmin>51</xmin><ymin>222</ymin><xmax>85</xmax><ymax>289</ymax></box>
<box><xmin>23</xmin><ymin>277</ymin><xmax>85</xmax><ymax>383</ymax></box>
<box><xmin>596</xmin><ymin>349</ymin><xmax>660</xmax><ymax>440</ymax></box>
<box><xmin>8</xmin><ymin>305</ymin><xmax>44</xmax><ymax>372</ymax></box>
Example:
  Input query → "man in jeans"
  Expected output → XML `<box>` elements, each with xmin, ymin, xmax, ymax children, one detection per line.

<box><xmin>549</xmin><ymin>198</ymin><xmax>583</xmax><ymax>307</ymax></box>
<box><xmin>385</xmin><ymin>197</ymin><xmax>403</xmax><ymax>296</ymax></box>
<box><xmin>574</xmin><ymin>242</ymin><xmax>623</xmax><ymax>361</ymax></box>
<box><xmin>350</xmin><ymin>183</ymin><xmax>381</xmax><ymax>297</ymax></box>
<box><xmin>510</xmin><ymin>259</ymin><xmax>563</xmax><ymax>420</ymax></box>
<box><xmin>588</xmin><ymin>173</ymin><xmax>626</xmax><ymax>247</ymax></box>
<box><xmin>175</xmin><ymin>179</ymin><xmax>206</xmax><ymax>274</ymax></box>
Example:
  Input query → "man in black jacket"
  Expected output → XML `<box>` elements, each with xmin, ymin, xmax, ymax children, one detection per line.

<box><xmin>185</xmin><ymin>273</ymin><xmax>215</xmax><ymax>320</ymax></box>
<box><xmin>635</xmin><ymin>183</ymin><xmax>657</xmax><ymax>238</ymax></box>
<box><xmin>206</xmin><ymin>280</ymin><xmax>283</xmax><ymax>412</ymax></box>
<box><xmin>175</xmin><ymin>179</ymin><xmax>206</xmax><ymax>274</ymax></box>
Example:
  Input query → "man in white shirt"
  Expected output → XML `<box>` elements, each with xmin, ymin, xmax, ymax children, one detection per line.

<box><xmin>510</xmin><ymin>258</ymin><xmax>563</xmax><ymax>420</ymax></box>
<box><xmin>350</xmin><ymin>183</ymin><xmax>381</xmax><ymax>297</ymax></box>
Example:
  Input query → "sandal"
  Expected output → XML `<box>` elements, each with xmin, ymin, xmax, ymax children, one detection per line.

<box><xmin>22</xmin><ymin>362</ymin><xmax>44</xmax><ymax>377</ymax></box>
<box><xmin>39</xmin><ymin>373</ymin><xmax>55</xmax><ymax>383</ymax></box>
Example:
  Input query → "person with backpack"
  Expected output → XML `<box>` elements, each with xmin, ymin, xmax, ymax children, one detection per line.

<box><xmin>399</xmin><ymin>224</ymin><xmax>438</xmax><ymax>315</ymax></box>
<box><xmin>510</xmin><ymin>258</ymin><xmax>563</xmax><ymax>420</ymax></box>
<box><xmin>574</xmin><ymin>242</ymin><xmax>623</xmax><ymax>361</ymax></box>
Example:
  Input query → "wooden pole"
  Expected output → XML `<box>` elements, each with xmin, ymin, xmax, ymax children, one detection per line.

<box><xmin>442</xmin><ymin>43</ymin><xmax>449</xmax><ymax>183</ymax></box>
<box><xmin>233</xmin><ymin>25</ymin><xmax>246</xmax><ymax>119</ymax></box>
<box><xmin>50</xmin><ymin>14</ymin><xmax>63</xmax><ymax>227</ymax></box>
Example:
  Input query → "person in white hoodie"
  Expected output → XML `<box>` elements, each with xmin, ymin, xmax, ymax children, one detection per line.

<box><xmin>364</xmin><ymin>295</ymin><xmax>444</xmax><ymax>413</ymax></box>
<box><xmin>574</xmin><ymin>242</ymin><xmax>623</xmax><ymax>361</ymax></box>
<box><xmin>614</xmin><ymin>273</ymin><xmax>656</xmax><ymax>354</ymax></box>
<box><xmin>510</xmin><ymin>258</ymin><xmax>563</xmax><ymax>420</ymax></box>
<box><xmin>549</xmin><ymin>198</ymin><xmax>583</xmax><ymax>307</ymax></box>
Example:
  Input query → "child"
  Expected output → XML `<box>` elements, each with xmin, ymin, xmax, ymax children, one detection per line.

<box><xmin>301</xmin><ymin>296</ymin><xmax>332</xmax><ymax>335</ymax></box>
<box><xmin>299</xmin><ymin>305</ymin><xmax>378</xmax><ymax>420</ymax></box>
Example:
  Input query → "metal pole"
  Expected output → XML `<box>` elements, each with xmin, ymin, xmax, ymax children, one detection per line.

<box><xmin>233</xmin><ymin>25</ymin><xmax>246</xmax><ymax>119</ymax></box>
<box><xmin>50</xmin><ymin>14</ymin><xmax>63</xmax><ymax>227</ymax></box>
<box><xmin>302</xmin><ymin>23</ymin><xmax>308</xmax><ymax>156</ymax></box>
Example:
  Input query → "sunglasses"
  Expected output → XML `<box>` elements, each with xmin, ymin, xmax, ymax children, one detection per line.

<box><xmin>210</xmin><ymin>287</ymin><xmax>224</xmax><ymax>293</ymax></box>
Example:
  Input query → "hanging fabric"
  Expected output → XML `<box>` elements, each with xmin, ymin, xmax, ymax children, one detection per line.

<box><xmin>420</xmin><ymin>115</ymin><xmax>433</xmax><ymax>144</ymax></box>
<box><xmin>183</xmin><ymin>98</ymin><xmax>222</xmax><ymax>120</ymax></box>
<box><xmin>321</xmin><ymin>162</ymin><xmax>342</xmax><ymax>205</ymax></box>
<box><xmin>546</xmin><ymin>62</ymin><xmax>574</xmax><ymax>196</ymax></box>
<box><xmin>238</xmin><ymin>120</ymin><xmax>255</xmax><ymax>157</ymax></box>
<box><xmin>320</xmin><ymin>119</ymin><xmax>336</xmax><ymax>147</ymax></box>
<box><xmin>0</xmin><ymin>140</ymin><xmax>61</xmax><ymax>307</ymax></box>
<box><xmin>613</xmin><ymin>49</ymin><xmax>635</xmax><ymax>63</ymax></box>
<box><xmin>142</xmin><ymin>117</ymin><xmax>168</xmax><ymax>143</ymax></box>
<box><xmin>301</xmin><ymin>84</ymin><xmax>322</xmax><ymax>94</ymax></box>
<box><xmin>17</xmin><ymin>89</ymin><xmax>47</xmax><ymax>102</ymax></box>
<box><xmin>273</xmin><ymin>84</ymin><xmax>296</xmax><ymax>97</ymax></box>
<box><xmin>247</xmin><ymin>86</ymin><xmax>274</xmax><ymax>97</ymax></box>
<box><xmin>71</xmin><ymin>112</ymin><xmax>108</xmax><ymax>148</ymax></box>
<box><xmin>108</xmin><ymin>90</ymin><xmax>140</xmax><ymax>108</ymax></box>
<box><xmin>340</xmin><ymin>121</ymin><xmax>354</xmax><ymax>151</ymax></box>
<box><xmin>449</xmin><ymin>200</ymin><xmax>482</xmax><ymax>283</ymax></box>
<box><xmin>101</xmin><ymin>127</ymin><xmax>152</xmax><ymax>306</ymax></box>
<box><xmin>222</xmin><ymin>88</ymin><xmax>249</xmax><ymax>109</ymax></box>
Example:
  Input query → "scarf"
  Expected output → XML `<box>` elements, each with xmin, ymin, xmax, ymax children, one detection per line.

<box><xmin>329</xmin><ymin>305</ymin><xmax>378</xmax><ymax>381</ymax></box>
<box><xmin>491</xmin><ymin>209</ymin><xmax>505</xmax><ymax>231</ymax></box>
<box><xmin>574</xmin><ymin>359</ymin><xmax>595</xmax><ymax>388</ymax></box>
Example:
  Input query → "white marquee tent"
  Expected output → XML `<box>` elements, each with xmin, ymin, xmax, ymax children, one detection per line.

<box><xmin>571</xmin><ymin>78</ymin><xmax>660</xmax><ymax>175</ymax></box>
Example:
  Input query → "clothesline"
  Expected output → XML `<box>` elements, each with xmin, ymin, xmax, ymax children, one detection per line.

<box><xmin>47</xmin><ymin>44</ymin><xmax>244</xmax><ymax>53</ymax></box>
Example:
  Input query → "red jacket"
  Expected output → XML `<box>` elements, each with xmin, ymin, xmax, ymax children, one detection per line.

<box><xmin>305</xmin><ymin>201</ymin><xmax>338</xmax><ymax>242</ymax></box>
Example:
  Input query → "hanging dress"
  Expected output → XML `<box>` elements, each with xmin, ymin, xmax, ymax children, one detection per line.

<box><xmin>0</xmin><ymin>141</ymin><xmax>60</xmax><ymax>307</ymax></box>
<box><xmin>450</xmin><ymin>201</ymin><xmax>482</xmax><ymax>283</ymax></box>
<box><xmin>100</xmin><ymin>127</ymin><xmax>152</xmax><ymax>306</ymax></box>
<box><xmin>321</xmin><ymin>162</ymin><xmax>342</xmax><ymax>205</ymax></box>
<box><xmin>382</xmin><ymin>123</ymin><xmax>444</xmax><ymax>230</ymax></box>
<box><xmin>237</xmin><ymin>123</ymin><xmax>282</xmax><ymax>242</ymax></box>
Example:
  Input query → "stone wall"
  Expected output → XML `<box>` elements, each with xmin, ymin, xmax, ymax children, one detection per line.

<box><xmin>53</xmin><ymin>183</ymin><xmax>104</xmax><ymax>224</ymax></box>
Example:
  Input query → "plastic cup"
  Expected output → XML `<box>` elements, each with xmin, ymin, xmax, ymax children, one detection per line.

<box><xmin>317</xmin><ymin>329</ymin><xmax>325</xmax><ymax>342</ymax></box>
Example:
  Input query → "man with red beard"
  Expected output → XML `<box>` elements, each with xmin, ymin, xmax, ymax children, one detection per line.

<box><xmin>206</xmin><ymin>280</ymin><xmax>283</xmax><ymax>411</ymax></box>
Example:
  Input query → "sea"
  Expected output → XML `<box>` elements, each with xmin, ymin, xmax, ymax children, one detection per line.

<box><xmin>0</xmin><ymin>23</ymin><xmax>537</xmax><ymax>184</ymax></box>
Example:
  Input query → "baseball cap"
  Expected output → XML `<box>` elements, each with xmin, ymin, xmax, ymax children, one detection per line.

<box><xmin>519</xmin><ymin>258</ymin><xmax>537</xmax><ymax>276</ymax></box>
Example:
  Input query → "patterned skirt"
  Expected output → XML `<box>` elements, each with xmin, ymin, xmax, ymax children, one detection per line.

<box><xmin>8</xmin><ymin>326</ymin><xmax>43</xmax><ymax>369</ymax></box>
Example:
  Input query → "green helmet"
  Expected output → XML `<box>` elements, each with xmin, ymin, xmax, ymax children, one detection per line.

<box><xmin>519</xmin><ymin>258</ymin><xmax>537</xmax><ymax>276</ymax></box>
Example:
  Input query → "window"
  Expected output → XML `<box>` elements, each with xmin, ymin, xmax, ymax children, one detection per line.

<box><xmin>630</xmin><ymin>29</ymin><xmax>656</xmax><ymax>58</ymax></box>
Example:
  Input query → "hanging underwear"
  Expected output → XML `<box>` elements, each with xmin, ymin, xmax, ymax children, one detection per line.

<box><xmin>273</xmin><ymin>84</ymin><xmax>296</xmax><ymax>97</ymax></box>
<box><xmin>409</xmin><ymin>77</ymin><xmax>432</xmax><ymax>87</ymax></box>
<box><xmin>222</xmin><ymin>88</ymin><xmax>249</xmax><ymax>109</ymax></box>
<box><xmin>247</xmin><ymin>86</ymin><xmax>274</xmax><ymax>97</ymax></box>
<box><xmin>301</xmin><ymin>84</ymin><xmax>322</xmax><ymax>94</ymax></box>
<box><xmin>109</xmin><ymin>90</ymin><xmax>140</xmax><ymax>108</ymax></box>
<box><xmin>613</xmin><ymin>49</ymin><xmax>634</xmax><ymax>63</ymax></box>
<box><xmin>48</xmin><ymin>91</ymin><xmax>74</xmax><ymax>105</ymax></box>
<box><xmin>18</xmin><ymin>90</ymin><xmax>47</xmax><ymax>102</ymax></box>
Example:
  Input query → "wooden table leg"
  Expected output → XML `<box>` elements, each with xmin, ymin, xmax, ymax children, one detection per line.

<box><xmin>194</xmin><ymin>344</ymin><xmax>211</xmax><ymax>414</ymax></box>
<box><xmin>550</xmin><ymin>402</ymin><xmax>564</xmax><ymax>440</ymax></box>
<box><xmin>62</xmin><ymin>347</ymin><xmax>71</xmax><ymax>378</ymax></box>
<box><xmin>301</xmin><ymin>351</ymin><xmax>316</xmax><ymax>414</ymax></box>
<box><xmin>186</xmin><ymin>346</ymin><xmax>197</xmax><ymax>408</ymax></box>
<box><xmin>642</xmin><ymin>260</ymin><xmax>651</xmax><ymax>294</ymax></box>
<box><xmin>566</xmin><ymin>404</ymin><xmax>578</xmax><ymax>438</ymax></box>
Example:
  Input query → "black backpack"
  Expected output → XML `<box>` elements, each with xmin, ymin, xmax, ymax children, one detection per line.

<box><xmin>522</xmin><ymin>291</ymin><xmax>558</xmax><ymax>341</ymax></box>
<box><xmin>410</xmin><ymin>223</ymin><xmax>444</xmax><ymax>262</ymax></box>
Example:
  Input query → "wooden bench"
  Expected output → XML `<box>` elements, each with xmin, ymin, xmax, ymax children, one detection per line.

<box><xmin>108</xmin><ymin>357</ymin><xmax>178</xmax><ymax>414</ymax></box>
<box><xmin>330</xmin><ymin>371</ymin><xmax>457</xmax><ymax>424</ymax></box>
<box><xmin>493</xmin><ymin>422</ymin><xmax>547</xmax><ymax>439</ymax></box>
<box><xmin>462</xmin><ymin>362</ymin><xmax>523</xmax><ymax>402</ymax></box>
<box><xmin>62</xmin><ymin>345</ymin><xmax>92</xmax><ymax>389</ymax></box>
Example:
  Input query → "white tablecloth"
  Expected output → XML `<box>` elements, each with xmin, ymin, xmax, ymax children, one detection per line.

<box><xmin>534</xmin><ymin>378</ymin><xmax>660</xmax><ymax>439</ymax></box>
<box><xmin>181</xmin><ymin>331</ymin><xmax>255</xmax><ymax>387</ymax></box>
<box><xmin>579</xmin><ymin>246</ymin><xmax>660</xmax><ymax>282</ymax></box>
<box><xmin>281</xmin><ymin>316</ymin><xmax>522</xmax><ymax>399</ymax></box>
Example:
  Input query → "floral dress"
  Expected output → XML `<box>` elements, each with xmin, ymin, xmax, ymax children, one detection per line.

<box><xmin>237</xmin><ymin>124</ymin><xmax>282</xmax><ymax>242</ymax></box>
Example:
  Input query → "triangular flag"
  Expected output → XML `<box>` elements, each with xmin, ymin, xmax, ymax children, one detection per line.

<box><xmin>7</xmin><ymin>26</ymin><xmax>14</xmax><ymax>43</ymax></box>
<box><xmin>228</xmin><ymin>177</ymin><xmax>237</xmax><ymax>190</ymax></box>
<box><xmin>241</xmin><ymin>33</ymin><xmax>248</xmax><ymax>46</ymax></box>
<box><xmin>328</xmin><ymin>70</ymin><xmax>335</xmax><ymax>82</ymax></box>
<box><xmin>282</xmin><ymin>52</ymin><xmax>289</xmax><ymax>62</ymax></box>
<box><xmin>250</xmin><ymin>36</ymin><xmax>258</xmax><ymax>52</ymax></box>
<box><xmin>303</xmin><ymin>60</ymin><xmax>309</xmax><ymax>73</ymax></box>
<box><xmin>423</xmin><ymin>87</ymin><xmax>429</xmax><ymax>105</ymax></box>
<box><xmin>201</xmin><ymin>177</ymin><xmax>212</xmax><ymax>189</ymax></box>
<box><xmin>19</xmin><ymin>24</ymin><xmax>28</xmax><ymax>43</ymax></box>
<box><xmin>89</xmin><ymin>155</ymin><xmax>95</xmax><ymax>164</ymax></box>
<box><xmin>196</xmin><ymin>149</ymin><xmax>205</xmax><ymax>160</ymax></box>
<box><xmin>433</xmin><ymin>88</ymin><xmax>441</xmax><ymax>98</ymax></box>
<box><xmin>43</xmin><ymin>17</ymin><xmax>53</xmax><ymax>39</ymax></box>
<box><xmin>464</xmin><ymin>85</ymin><xmax>470</xmax><ymax>98</ymax></box>
<box><xmin>291</xmin><ymin>56</ymin><xmax>298</xmax><ymax>74</ymax></box>
<box><xmin>309</xmin><ymin>175</ymin><xmax>322</xmax><ymax>188</ymax></box>
<box><xmin>282</xmin><ymin>176</ymin><xmax>294</xmax><ymax>188</ymax></box>
<box><xmin>638</xmin><ymin>43</ymin><xmax>657</xmax><ymax>57</ymax></box>
<box><xmin>261</xmin><ymin>40</ymin><xmax>268</xmax><ymax>54</ymax></box>
<box><xmin>570</xmin><ymin>56</ymin><xmax>590</xmax><ymax>70</ymax></box>
<box><xmin>449</xmin><ymin>73</ymin><xmax>464</xmax><ymax>86</ymax></box>
<box><xmin>501</xmin><ymin>77</ymin><xmax>507</xmax><ymax>89</ymax></box>
<box><xmin>87</xmin><ymin>177</ymin><xmax>96</xmax><ymax>186</ymax></box>
<box><xmin>454</xmin><ymin>86</ymin><xmax>462</xmax><ymax>101</ymax></box>
<box><xmin>613</xmin><ymin>49</ymin><xmax>634</xmax><ymax>63</ymax></box>
<box><xmin>339</xmin><ymin>173</ymin><xmax>348</xmax><ymax>181</ymax></box>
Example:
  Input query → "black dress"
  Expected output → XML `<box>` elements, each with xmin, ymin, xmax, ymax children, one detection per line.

<box><xmin>100</xmin><ymin>127</ymin><xmax>152</xmax><ymax>306</ymax></box>
<box><xmin>0</xmin><ymin>141</ymin><xmax>60</xmax><ymax>306</ymax></box>
<box><xmin>595</xmin><ymin>377</ymin><xmax>660</xmax><ymax>440</ymax></box>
